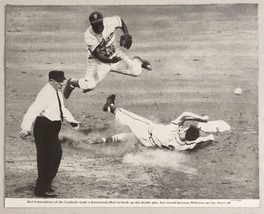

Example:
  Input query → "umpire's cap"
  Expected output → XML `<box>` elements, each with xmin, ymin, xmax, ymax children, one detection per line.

<box><xmin>89</xmin><ymin>11</ymin><xmax>103</xmax><ymax>24</ymax></box>
<box><xmin>49</xmin><ymin>70</ymin><xmax>66</xmax><ymax>83</ymax></box>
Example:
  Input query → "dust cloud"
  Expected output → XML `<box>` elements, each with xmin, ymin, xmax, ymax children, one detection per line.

<box><xmin>123</xmin><ymin>149</ymin><xmax>197</xmax><ymax>175</ymax></box>
<box><xmin>60</xmin><ymin>129</ymin><xmax>197</xmax><ymax>174</ymax></box>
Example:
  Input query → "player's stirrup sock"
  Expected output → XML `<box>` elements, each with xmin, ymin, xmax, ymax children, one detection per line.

<box><xmin>101</xmin><ymin>136</ymin><xmax>118</xmax><ymax>143</ymax></box>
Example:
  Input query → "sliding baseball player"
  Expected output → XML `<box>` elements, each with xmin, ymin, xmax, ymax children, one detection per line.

<box><xmin>93</xmin><ymin>94</ymin><xmax>215</xmax><ymax>151</ymax></box>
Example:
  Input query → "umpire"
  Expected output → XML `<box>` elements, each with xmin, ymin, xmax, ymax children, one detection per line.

<box><xmin>20</xmin><ymin>70</ymin><xmax>80</xmax><ymax>198</ymax></box>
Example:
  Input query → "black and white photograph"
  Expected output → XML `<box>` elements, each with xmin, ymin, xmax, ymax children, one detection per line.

<box><xmin>1</xmin><ymin>0</ymin><xmax>263</xmax><ymax>212</ymax></box>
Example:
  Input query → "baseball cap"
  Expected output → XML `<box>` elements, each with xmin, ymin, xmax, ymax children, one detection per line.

<box><xmin>185</xmin><ymin>125</ymin><xmax>200</xmax><ymax>141</ymax></box>
<box><xmin>49</xmin><ymin>70</ymin><xmax>66</xmax><ymax>83</ymax></box>
<box><xmin>89</xmin><ymin>11</ymin><xmax>103</xmax><ymax>24</ymax></box>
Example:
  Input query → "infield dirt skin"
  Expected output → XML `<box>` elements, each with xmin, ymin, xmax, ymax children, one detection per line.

<box><xmin>5</xmin><ymin>4</ymin><xmax>258</xmax><ymax>199</ymax></box>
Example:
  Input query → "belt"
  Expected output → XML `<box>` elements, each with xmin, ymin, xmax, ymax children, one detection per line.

<box><xmin>148</xmin><ymin>125</ymin><xmax>175</xmax><ymax>151</ymax></box>
<box><xmin>148</xmin><ymin>126</ymin><xmax>157</xmax><ymax>147</ymax></box>
<box><xmin>37</xmin><ymin>116</ymin><xmax>61</xmax><ymax>123</ymax></box>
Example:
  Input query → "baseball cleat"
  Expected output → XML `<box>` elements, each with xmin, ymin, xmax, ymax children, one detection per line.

<box><xmin>91</xmin><ymin>137</ymin><xmax>115</xmax><ymax>144</ymax></box>
<box><xmin>91</xmin><ymin>138</ymin><xmax>106</xmax><ymax>144</ymax></box>
<box><xmin>134</xmin><ymin>56</ymin><xmax>152</xmax><ymax>71</ymax></box>
<box><xmin>103</xmin><ymin>94</ymin><xmax>116</xmax><ymax>111</ymax></box>
<box><xmin>63</xmin><ymin>78</ymin><xmax>75</xmax><ymax>99</ymax></box>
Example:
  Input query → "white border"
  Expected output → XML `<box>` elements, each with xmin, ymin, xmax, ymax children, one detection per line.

<box><xmin>1</xmin><ymin>0</ymin><xmax>264</xmax><ymax>213</ymax></box>
<box><xmin>5</xmin><ymin>198</ymin><xmax>260</xmax><ymax>208</ymax></box>
<box><xmin>1</xmin><ymin>0</ymin><xmax>262</xmax><ymax>5</ymax></box>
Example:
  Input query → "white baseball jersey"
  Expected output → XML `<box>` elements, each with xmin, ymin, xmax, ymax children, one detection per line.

<box><xmin>115</xmin><ymin>108</ymin><xmax>198</xmax><ymax>151</ymax></box>
<box><xmin>151</xmin><ymin>123</ymin><xmax>197</xmax><ymax>151</ymax></box>
<box><xmin>84</xmin><ymin>15</ymin><xmax>122</xmax><ymax>59</ymax></box>
<box><xmin>79</xmin><ymin>15</ymin><xmax>142</xmax><ymax>91</ymax></box>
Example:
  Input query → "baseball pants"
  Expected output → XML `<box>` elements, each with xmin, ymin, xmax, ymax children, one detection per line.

<box><xmin>115</xmin><ymin>108</ymin><xmax>156</xmax><ymax>148</ymax></box>
<box><xmin>33</xmin><ymin>116</ymin><xmax>62</xmax><ymax>195</ymax></box>
<box><xmin>78</xmin><ymin>54</ymin><xmax>142</xmax><ymax>90</ymax></box>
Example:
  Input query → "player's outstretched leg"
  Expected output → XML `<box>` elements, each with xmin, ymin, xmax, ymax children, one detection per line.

<box><xmin>91</xmin><ymin>133</ymin><xmax>129</xmax><ymax>144</ymax></box>
<box><xmin>133</xmin><ymin>56</ymin><xmax>152</xmax><ymax>71</ymax></box>
<box><xmin>103</xmin><ymin>94</ymin><xmax>116</xmax><ymax>113</ymax></box>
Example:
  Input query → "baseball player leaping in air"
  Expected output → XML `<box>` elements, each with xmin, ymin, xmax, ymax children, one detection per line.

<box><xmin>92</xmin><ymin>94</ymin><xmax>215</xmax><ymax>151</ymax></box>
<box><xmin>64</xmin><ymin>11</ymin><xmax>152</xmax><ymax>99</ymax></box>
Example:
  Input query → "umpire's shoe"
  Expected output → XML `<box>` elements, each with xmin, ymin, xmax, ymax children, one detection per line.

<box><xmin>103</xmin><ymin>94</ymin><xmax>116</xmax><ymax>112</ymax></box>
<box><xmin>35</xmin><ymin>191</ymin><xmax>57</xmax><ymax>198</ymax></box>
<box><xmin>63</xmin><ymin>78</ymin><xmax>75</xmax><ymax>99</ymax></box>
<box><xmin>133</xmin><ymin>56</ymin><xmax>152</xmax><ymax>71</ymax></box>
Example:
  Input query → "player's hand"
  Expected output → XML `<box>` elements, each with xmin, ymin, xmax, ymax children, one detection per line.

<box><xmin>19</xmin><ymin>130</ymin><xmax>31</xmax><ymax>139</ymax></box>
<box><xmin>110</xmin><ymin>56</ymin><xmax>121</xmax><ymax>63</ymax></box>
<box><xmin>207</xmin><ymin>134</ymin><xmax>215</xmax><ymax>141</ymax></box>
<box><xmin>70</xmin><ymin>122</ymin><xmax>80</xmax><ymax>130</ymax></box>
<box><xmin>202</xmin><ymin>115</ymin><xmax>209</xmax><ymax>122</ymax></box>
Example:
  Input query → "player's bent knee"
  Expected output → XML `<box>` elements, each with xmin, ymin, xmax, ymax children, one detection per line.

<box><xmin>79</xmin><ymin>78</ymin><xmax>97</xmax><ymax>91</ymax></box>
<box><xmin>131</xmin><ymin>63</ymin><xmax>143</xmax><ymax>76</ymax></box>
<box><xmin>130</xmin><ymin>68</ymin><xmax>142</xmax><ymax>76</ymax></box>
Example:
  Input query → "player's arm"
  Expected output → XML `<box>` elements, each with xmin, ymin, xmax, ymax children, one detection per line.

<box><xmin>193</xmin><ymin>134</ymin><xmax>214</xmax><ymax>144</ymax></box>
<box><xmin>119</xmin><ymin>19</ymin><xmax>129</xmax><ymax>34</ymax></box>
<box><xmin>174</xmin><ymin>112</ymin><xmax>209</xmax><ymax>125</ymax></box>
<box><xmin>181</xmin><ymin>112</ymin><xmax>209</xmax><ymax>123</ymax></box>
<box><xmin>92</xmin><ymin>46</ymin><xmax>121</xmax><ymax>63</ymax></box>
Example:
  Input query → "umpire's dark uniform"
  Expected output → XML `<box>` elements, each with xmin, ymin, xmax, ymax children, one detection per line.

<box><xmin>20</xmin><ymin>70</ymin><xmax>79</xmax><ymax>197</ymax></box>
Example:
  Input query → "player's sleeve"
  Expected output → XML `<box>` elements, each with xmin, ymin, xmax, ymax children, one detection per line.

<box><xmin>84</xmin><ymin>28</ymin><xmax>100</xmax><ymax>53</ymax></box>
<box><xmin>177</xmin><ymin>143</ymin><xmax>197</xmax><ymax>151</ymax></box>
<box><xmin>106</xmin><ymin>15</ymin><xmax>122</xmax><ymax>29</ymax></box>
<box><xmin>191</xmin><ymin>135</ymin><xmax>214</xmax><ymax>144</ymax></box>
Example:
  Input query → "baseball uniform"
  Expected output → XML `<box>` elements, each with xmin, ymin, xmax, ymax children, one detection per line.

<box><xmin>114</xmin><ymin>108</ymin><xmax>203</xmax><ymax>151</ymax></box>
<box><xmin>78</xmin><ymin>16</ymin><xmax>142</xmax><ymax>90</ymax></box>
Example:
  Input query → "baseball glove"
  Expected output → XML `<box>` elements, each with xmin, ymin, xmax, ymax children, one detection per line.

<box><xmin>120</xmin><ymin>34</ymin><xmax>132</xmax><ymax>49</ymax></box>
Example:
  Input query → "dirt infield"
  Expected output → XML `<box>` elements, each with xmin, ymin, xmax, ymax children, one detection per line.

<box><xmin>5</xmin><ymin>4</ymin><xmax>258</xmax><ymax>200</ymax></box>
